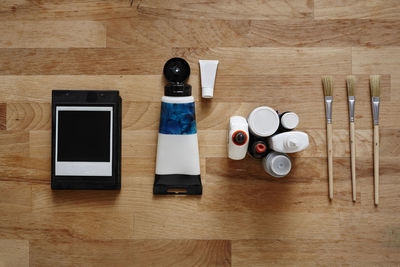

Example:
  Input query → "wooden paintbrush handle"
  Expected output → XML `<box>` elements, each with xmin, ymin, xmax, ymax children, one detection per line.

<box><xmin>327</xmin><ymin>123</ymin><xmax>333</xmax><ymax>200</ymax></box>
<box><xmin>350</xmin><ymin>122</ymin><xmax>356</xmax><ymax>201</ymax></box>
<box><xmin>374</xmin><ymin>124</ymin><xmax>379</xmax><ymax>205</ymax></box>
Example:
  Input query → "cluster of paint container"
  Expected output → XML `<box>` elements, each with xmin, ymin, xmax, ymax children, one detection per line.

<box><xmin>228</xmin><ymin>106</ymin><xmax>309</xmax><ymax>178</ymax></box>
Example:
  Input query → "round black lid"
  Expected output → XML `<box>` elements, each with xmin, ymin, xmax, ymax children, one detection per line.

<box><xmin>163</xmin><ymin>57</ymin><xmax>192</xmax><ymax>96</ymax></box>
<box><xmin>163</xmin><ymin>57</ymin><xmax>190</xmax><ymax>83</ymax></box>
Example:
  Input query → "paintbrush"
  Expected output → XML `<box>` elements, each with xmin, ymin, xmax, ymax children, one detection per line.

<box><xmin>347</xmin><ymin>75</ymin><xmax>356</xmax><ymax>202</ymax></box>
<box><xmin>370</xmin><ymin>75</ymin><xmax>381</xmax><ymax>205</ymax></box>
<box><xmin>322</xmin><ymin>76</ymin><xmax>334</xmax><ymax>200</ymax></box>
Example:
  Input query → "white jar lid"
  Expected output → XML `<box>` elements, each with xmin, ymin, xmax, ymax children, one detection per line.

<box><xmin>281</xmin><ymin>112</ymin><xmax>299</xmax><ymax>130</ymax></box>
<box><xmin>248</xmin><ymin>106</ymin><xmax>279</xmax><ymax>137</ymax></box>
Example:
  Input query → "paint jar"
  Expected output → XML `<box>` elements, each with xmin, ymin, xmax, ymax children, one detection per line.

<box><xmin>248</xmin><ymin>106</ymin><xmax>280</xmax><ymax>137</ymax></box>
<box><xmin>277</xmin><ymin>112</ymin><xmax>299</xmax><ymax>133</ymax></box>
<box><xmin>262</xmin><ymin>152</ymin><xmax>292</xmax><ymax>178</ymax></box>
<box><xmin>247</xmin><ymin>134</ymin><xmax>269</xmax><ymax>159</ymax></box>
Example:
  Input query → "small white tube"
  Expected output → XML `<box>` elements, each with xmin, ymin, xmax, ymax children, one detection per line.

<box><xmin>199</xmin><ymin>60</ymin><xmax>219</xmax><ymax>98</ymax></box>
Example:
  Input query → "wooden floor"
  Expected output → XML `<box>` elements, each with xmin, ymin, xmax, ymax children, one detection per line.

<box><xmin>1</xmin><ymin>0</ymin><xmax>400</xmax><ymax>266</ymax></box>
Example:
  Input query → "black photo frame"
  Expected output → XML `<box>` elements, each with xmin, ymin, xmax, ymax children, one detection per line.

<box><xmin>51</xmin><ymin>90</ymin><xmax>121</xmax><ymax>190</ymax></box>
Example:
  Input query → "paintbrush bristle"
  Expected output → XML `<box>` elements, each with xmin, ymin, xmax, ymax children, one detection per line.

<box><xmin>322</xmin><ymin>76</ymin><xmax>333</xmax><ymax>97</ymax></box>
<box><xmin>370</xmin><ymin>75</ymin><xmax>381</xmax><ymax>97</ymax></box>
<box><xmin>346</xmin><ymin>75</ymin><xmax>356</xmax><ymax>97</ymax></box>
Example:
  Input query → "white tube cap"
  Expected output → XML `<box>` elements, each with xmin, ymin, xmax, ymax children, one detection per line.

<box><xmin>202</xmin><ymin>87</ymin><xmax>214</xmax><ymax>98</ymax></box>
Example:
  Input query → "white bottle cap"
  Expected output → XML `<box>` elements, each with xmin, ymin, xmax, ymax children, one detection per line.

<box><xmin>281</xmin><ymin>112</ymin><xmax>299</xmax><ymax>130</ymax></box>
<box><xmin>202</xmin><ymin>87</ymin><xmax>214</xmax><ymax>98</ymax></box>
<box><xmin>248</xmin><ymin>106</ymin><xmax>280</xmax><ymax>137</ymax></box>
<box><xmin>262</xmin><ymin>152</ymin><xmax>292</xmax><ymax>178</ymax></box>
<box><xmin>285</xmin><ymin>136</ymin><xmax>299</xmax><ymax>149</ymax></box>
<box><xmin>270</xmin><ymin>154</ymin><xmax>292</xmax><ymax>177</ymax></box>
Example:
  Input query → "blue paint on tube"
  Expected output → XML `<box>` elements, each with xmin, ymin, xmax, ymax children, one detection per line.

<box><xmin>159</xmin><ymin>102</ymin><xmax>197</xmax><ymax>135</ymax></box>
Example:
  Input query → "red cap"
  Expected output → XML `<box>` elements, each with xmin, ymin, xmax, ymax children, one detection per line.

<box><xmin>255</xmin><ymin>143</ymin><xmax>266</xmax><ymax>153</ymax></box>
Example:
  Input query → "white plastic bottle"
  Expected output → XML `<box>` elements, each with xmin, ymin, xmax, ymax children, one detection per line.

<box><xmin>228</xmin><ymin>116</ymin><xmax>249</xmax><ymax>160</ymax></box>
<box><xmin>267</xmin><ymin>131</ymin><xmax>309</xmax><ymax>153</ymax></box>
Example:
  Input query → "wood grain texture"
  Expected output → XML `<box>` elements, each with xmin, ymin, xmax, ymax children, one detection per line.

<box><xmin>137</xmin><ymin>0</ymin><xmax>313</xmax><ymax>20</ymax></box>
<box><xmin>0</xmin><ymin>48</ymin><xmax>172</xmax><ymax>75</ymax></box>
<box><xmin>30</xmin><ymin>240</ymin><xmax>231</xmax><ymax>267</ymax></box>
<box><xmin>0</xmin><ymin>21</ymin><xmax>106</xmax><ymax>48</ymax></box>
<box><xmin>0</xmin><ymin>103</ymin><xmax>5</xmax><ymax>130</ymax></box>
<box><xmin>174</xmin><ymin>47</ymin><xmax>352</xmax><ymax>75</ymax></box>
<box><xmin>0</xmin><ymin>0</ymin><xmax>136</xmax><ymax>21</ymax></box>
<box><xmin>107</xmin><ymin>17</ymin><xmax>400</xmax><ymax>48</ymax></box>
<box><xmin>1</xmin><ymin>0</ymin><xmax>400</xmax><ymax>266</ymax></box>
<box><xmin>0</xmin><ymin>239</ymin><xmax>29</xmax><ymax>267</ymax></box>
<box><xmin>0</xmin><ymin>211</ymin><xmax>134</xmax><ymax>240</ymax></box>
<box><xmin>232</xmin><ymin>239</ymin><xmax>400</xmax><ymax>266</ymax></box>
<box><xmin>315</xmin><ymin>0</ymin><xmax>400</xmax><ymax>19</ymax></box>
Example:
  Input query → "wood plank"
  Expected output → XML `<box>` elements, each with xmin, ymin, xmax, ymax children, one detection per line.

<box><xmin>133</xmin><ymin>210</ymin><xmax>341</xmax><ymax>240</ymax></box>
<box><xmin>315</xmin><ymin>0</ymin><xmax>400</xmax><ymax>19</ymax></box>
<box><xmin>0</xmin><ymin>0</ymin><xmax>136</xmax><ymax>21</ymax></box>
<box><xmin>0</xmin><ymin>75</ymin><xmax>200</xmax><ymax>103</ymax></box>
<box><xmin>0</xmin><ymin>103</ymin><xmax>5</xmax><ymax>130</ymax></box>
<box><xmin>0</xmin><ymin>212</ymin><xmax>134</xmax><ymax>240</ymax></box>
<box><xmin>0</xmin><ymin>181</ymin><xmax>31</xmax><ymax>213</ymax></box>
<box><xmin>29</xmin><ymin>130</ymin><xmax>50</xmax><ymax>158</ymax></box>
<box><xmin>31</xmin><ymin>184</ymin><xmax>200</xmax><ymax>213</ymax></box>
<box><xmin>174</xmin><ymin>47</ymin><xmax>352</xmax><ymax>75</ymax></box>
<box><xmin>3</xmin><ymin>72</ymin><xmax>382</xmax><ymax>105</ymax></box>
<box><xmin>0</xmin><ymin>21</ymin><xmax>106</xmax><ymax>48</ymax></box>
<box><xmin>107</xmin><ymin>18</ymin><xmax>400</xmax><ymax>48</ymax></box>
<box><xmin>0</xmin><ymin>47</ymin><xmax>351</xmax><ymax>75</ymax></box>
<box><xmin>232</xmin><ymin>239</ymin><xmax>400</xmax><ymax>266</ymax></box>
<box><xmin>199</xmin><ymin>181</ymin><xmax>361</xmax><ymax>213</ymax></box>
<box><xmin>250</xmin><ymin>19</ymin><xmax>400</xmax><ymax>47</ymax></box>
<box><xmin>137</xmin><ymin>0</ymin><xmax>313</xmax><ymax>20</ymax></box>
<box><xmin>353</xmin><ymin>47</ymin><xmax>400</xmax><ymax>74</ymax></box>
<box><xmin>0</xmin><ymin>157</ymin><xmax>49</xmax><ymax>184</ymax></box>
<box><xmin>338</xmin><ymin>212</ymin><xmax>400</xmax><ymax>244</ymax></box>
<box><xmin>0</xmin><ymin>239</ymin><xmax>29</xmax><ymax>267</ymax></box>
<box><xmin>0</xmin><ymin>48</ymin><xmax>172</xmax><ymax>75</ymax></box>
<box><xmin>30</xmin><ymin>239</ymin><xmax>231</xmax><ymax>267</ymax></box>
<box><xmin>0</xmin><ymin>131</ymin><xmax>29</xmax><ymax>156</ymax></box>
<box><xmin>106</xmin><ymin>17</ymin><xmax>252</xmax><ymax>48</ymax></box>
<box><xmin>7</xmin><ymin>103</ymin><xmax>51</xmax><ymax>131</ymax></box>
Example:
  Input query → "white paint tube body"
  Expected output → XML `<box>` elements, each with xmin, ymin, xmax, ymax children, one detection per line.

<box><xmin>199</xmin><ymin>60</ymin><xmax>219</xmax><ymax>98</ymax></box>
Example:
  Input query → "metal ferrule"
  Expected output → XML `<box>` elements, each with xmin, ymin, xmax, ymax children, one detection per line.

<box><xmin>348</xmin><ymin>96</ymin><xmax>355</xmax><ymax>122</ymax></box>
<box><xmin>324</xmin><ymin>96</ymin><xmax>333</xmax><ymax>124</ymax></box>
<box><xmin>372</xmin><ymin>97</ymin><xmax>380</xmax><ymax>125</ymax></box>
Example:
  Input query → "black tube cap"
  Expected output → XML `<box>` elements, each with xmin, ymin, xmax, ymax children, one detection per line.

<box><xmin>163</xmin><ymin>58</ymin><xmax>192</xmax><ymax>96</ymax></box>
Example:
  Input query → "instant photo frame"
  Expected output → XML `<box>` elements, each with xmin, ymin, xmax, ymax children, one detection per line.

<box><xmin>51</xmin><ymin>90</ymin><xmax>121</xmax><ymax>190</ymax></box>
